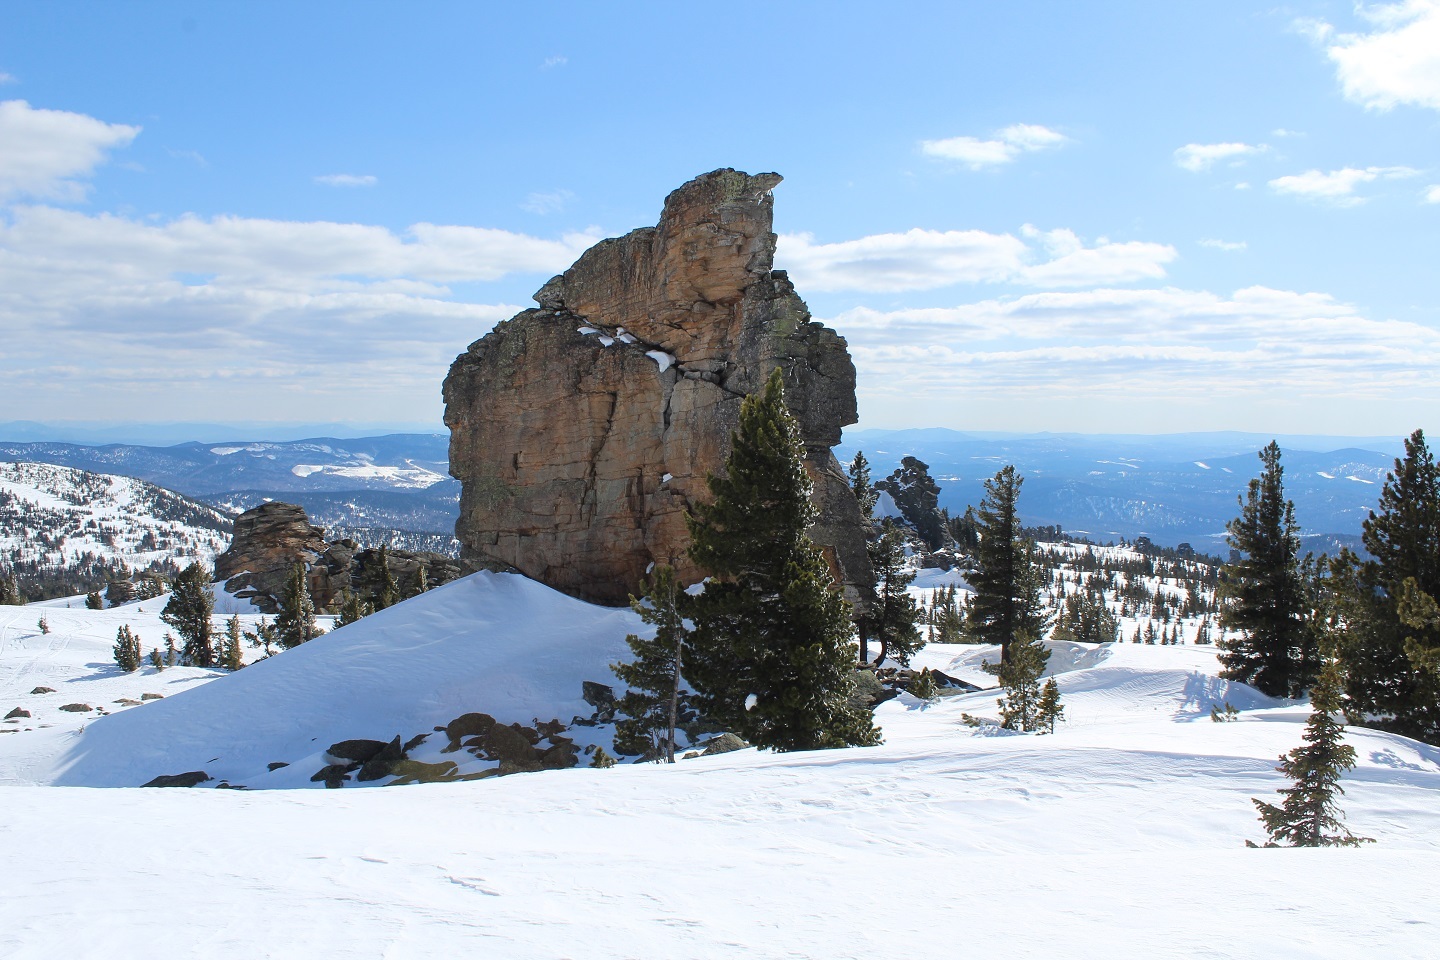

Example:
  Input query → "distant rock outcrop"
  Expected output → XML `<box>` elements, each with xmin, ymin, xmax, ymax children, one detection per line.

<box><xmin>443</xmin><ymin>168</ymin><xmax>872</xmax><ymax>606</ymax></box>
<box><xmin>214</xmin><ymin>501</ymin><xmax>461</xmax><ymax>613</ymax></box>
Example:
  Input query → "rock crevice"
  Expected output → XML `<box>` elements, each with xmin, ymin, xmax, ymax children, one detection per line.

<box><xmin>443</xmin><ymin>169</ymin><xmax>872</xmax><ymax>606</ymax></box>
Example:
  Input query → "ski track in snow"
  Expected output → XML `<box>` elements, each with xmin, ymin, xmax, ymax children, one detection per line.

<box><xmin>0</xmin><ymin>573</ymin><xmax>1436</xmax><ymax>958</ymax></box>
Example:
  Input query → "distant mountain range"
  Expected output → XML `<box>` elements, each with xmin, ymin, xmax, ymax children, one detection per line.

<box><xmin>0</xmin><ymin>435</ymin><xmax>458</xmax><ymax>534</ymax></box>
<box><xmin>0</xmin><ymin>426</ymin><xmax>1411</xmax><ymax>551</ymax></box>
<box><xmin>838</xmin><ymin>428</ymin><xmax>1405</xmax><ymax>551</ymax></box>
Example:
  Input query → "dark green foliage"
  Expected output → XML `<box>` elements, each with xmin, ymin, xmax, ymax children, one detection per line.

<box><xmin>589</xmin><ymin>745</ymin><xmax>617</xmax><ymax>769</ymax></box>
<box><xmin>406</xmin><ymin>565</ymin><xmax>429</xmax><ymax>599</ymax></box>
<box><xmin>612</xmin><ymin>566</ymin><xmax>693</xmax><ymax>762</ymax></box>
<box><xmin>113</xmin><ymin>625</ymin><xmax>142</xmax><ymax>672</ymax></box>
<box><xmin>0</xmin><ymin>573</ymin><xmax>22</xmax><ymax>605</ymax></box>
<box><xmin>876</xmin><ymin>456</ymin><xmax>945</xmax><ymax>550</ymax></box>
<box><xmin>1051</xmin><ymin>590</ymin><xmax>1120</xmax><ymax>644</ymax></box>
<box><xmin>1332</xmin><ymin>430</ymin><xmax>1440</xmax><ymax>744</ymax></box>
<box><xmin>165</xmin><ymin>633</ymin><xmax>178</xmax><ymax>667</ymax></box>
<box><xmin>965</xmin><ymin>466</ymin><xmax>1048</xmax><ymax>663</ymax></box>
<box><xmin>1036</xmin><ymin>678</ymin><xmax>1064</xmax><ymax>734</ymax></box>
<box><xmin>222</xmin><ymin>615</ymin><xmax>244</xmax><ymax>671</ymax></box>
<box><xmin>275</xmin><ymin>562</ymin><xmax>320</xmax><ymax>649</ymax></box>
<box><xmin>148</xmin><ymin>647</ymin><xmax>164</xmax><ymax>672</ymax></box>
<box><xmin>868</xmin><ymin>519</ymin><xmax>923</xmax><ymax>666</ymax></box>
<box><xmin>37</xmin><ymin>615</ymin><xmax>49</xmax><ymax>635</ymax></box>
<box><xmin>908</xmin><ymin>667</ymin><xmax>938</xmax><ymax>702</ymax></box>
<box><xmin>847</xmin><ymin>451</ymin><xmax>878</xmax><ymax>521</ymax></box>
<box><xmin>161</xmin><ymin>562</ymin><xmax>214</xmax><ymax>667</ymax></box>
<box><xmin>1252</xmin><ymin>661</ymin><xmax>1372</xmax><ymax>847</ymax></box>
<box><xmin>946</xmin><ymin>506</ymin><xmax>981</xmax><ymax>551</ymax></box>
<box><xmin>984</xmin><ymin>633</ymin><xmax>1055</xmax><ymax>731</ymax></box>
<box><xmin>684</xmin><ymin>368</ymin><xmax>878</xmax><ymax>752</ymax></box>
<box><xmin>1218</xmin><ymin>442</ymin><xmax>1319</xmax><ymax>698</ymax></box>
<box><xmin>85</xmin><ymin>591</ymin><xmax>103</xmax><ymax>610</ymax></box>
<box><xmin>337</xmin><ymin>589</ymin><xmax>371</xmax><ymax>627</ymax></box>
<box><xmin>924</xmin><ymin>585</ymin><xmax>966</xmax><ymax>643</ymax></box>
<box><xmin>375</xmin><ymin>546</ymin><xmax>400</xmax><ymax>610</ymax></box>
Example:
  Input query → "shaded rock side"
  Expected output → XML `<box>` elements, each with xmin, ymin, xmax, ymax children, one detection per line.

<box><xmin>443</xmin><ymin>168</ymin><xmax>873</xmax><ymax>606</ymax></box>
<box><xmin>214</xmin><ymin>501</ymin><xmax>462</xmax><ymax>613</ymax></box>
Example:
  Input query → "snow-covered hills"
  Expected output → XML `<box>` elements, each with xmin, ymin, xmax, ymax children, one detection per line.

<box><xmin>0</xmin><ymin>461</ymin><xmax>233</xmax><ymax>583</ymax></box>
<box><xmin>0</xmin><ymin>570</ymin><xmax>1436</xmax><ymax>958</ymax></box>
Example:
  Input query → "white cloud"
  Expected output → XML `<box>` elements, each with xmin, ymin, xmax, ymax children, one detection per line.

<box><xmin>920</xmin><ymin>124</ymin><xmax>1069</xmax><ymax>169</ymax></box>
<box><xmin>0</xmin><ymin>99</ymin><xmax>139</xmax><ymax>201</ymax></box>
<box><xmin>315</xmin><ymin>173</ymin><xmax>377</xmax><ymax>187</ymax></box>
<box><xmin>0</xmin><ymin>73</ymin><xmax>16</xmax><ymax>85</ymax></box>
<box><xmin>1173</xmin><ymin>142</ymin><xmax>1265</xmax><ymax>172</ymax></box>
<box><xmin>0</xmin><ymin>205</ymin><xmax>602</xmax><ymax>420</ymax></box>
<box><xmin>776</xmin><ymin>226</ymin><xmax>1174</xmax><ymax>293</ymax></box>
<box><xmin>829</xmin><ymin>286</ymin><xmax>1440</xmax><ymax>419</ymax></box>
<box><xmin>1271</xmin><ymin>128</ymin><xmax>1305</xmax><ymax>137</ymax></box>
<box><xmin>521</xmin><ymin>189</ymin><xmax>574</xmax><ymax>215</ymax></box>
<box><xmin>1199</xmin><ymin>239</ymin><xmax>1247</xmax><ymax>252</ymax></box>
<box><xmin>1321</xmin><ymin>1</ymin><xmax>1440</xmax><ymax>111</ymax></box>
<box><xmin>1425</xmin><ymin>184</ymin><xmax>1440</xmax><ymax>202</ymax></box>
<box><xmin>542</xmin><ymin>56</ymin><xmax>568</xmax><ymax>69</ymax></box>
<box><xmin>1268</xmin><ymin>165</ymin><xmax>1418</xmax><ymax>204</ymax></box>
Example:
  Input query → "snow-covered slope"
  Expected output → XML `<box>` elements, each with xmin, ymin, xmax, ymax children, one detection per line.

<box><xmin>47</xmin><ymin>572</ymin><xmax>641</xmax><ymax>788</ymax></box>
<box><xmin>0</xmin><ymin>460</ymin><xmax>232</xmax><ymax>574</ymax></box>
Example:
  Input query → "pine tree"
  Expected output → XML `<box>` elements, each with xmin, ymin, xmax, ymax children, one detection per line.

<box><xmin>1051</xmin><ymin>590</ymin><xmax>1119</xmax><ymax>644</ymax></box>
<box><xmin>984</xmin><ymin>631</ymin><xmax>1053</xmax><ymax>731</ymax></box>
<box><xmin>965</xmin><ymin>465</ymin><xmax>1048</xmax><ymax>663</ymax></box>
<box><xmin>1252</xmin><ymin>661</ymin><xmax>1373</xmax><ymax>847</ymax></box>
<box><xmin>85</xmin><ymin>591</ymin><xmax>103</xmax><ymax>610</ymax></box>
<box><xmin>684</xmin><ymin>368</ymin><xmax>878</xmax><ymax>752</ymax></box>
<box><xmin>221</xmin><ymin>615</ymin><xmax>244</xmax><ymax>670</ymax></box>
<box><xmin>275</xmin><ymin>562</ymin><xmax>320</xmax><ymax>649</ymax></box>
<box><xmin>908</xmin><ymin>667</ymin><xmax>939</xmax><ymax>702</ymax></box>
<box><xmin>0</xmin><ymin>573</ymin><xmax>22</xmax><ymax>606</ymax></box>
<box><xmin>149</xmin><ymin>648</ymin><xmax>164</xmax><ymax>672</ymax></box>
<box><xmin>868</xmin><ymin>519</ymin><xmax>923</xmax><ymax>666</ymax></box>
<box><xmin>1218</xmin><ymin>442</ymin><xmax>1318</xmax><ymax>698</ymax></box>
<box><xmin>1036</xmin><ymin>678</ymin><xmax>1064</xmax><ymax>733</ymax></box>
<box><xmin>113</xmin><ymin>625</ymin><xmax>142</xmax><ymax>672</ymax></box>
<box><xmin>337</xmin><ymin>589</ymin><xmax>371</xmax><ymax>627</ymax></box>
<box><xmin>849</xmin><ymin>450</ymin><xmax>879</xmax><ymax>665</ymax></box>
<box><xmin>1332</xmin><ymin>429</ymin><xmax>1440</xmax><ymax>743</ymax></box>
<box><xmin>375</xmin><ymin>546</ymin><xmax>400</xmax><ymax>610</ymax></box>
<box><xmin>37</xmin><ymin>615</ymin><xmax>49</xmax><ymax>635</ymax></box>
<box><xmin>612</xmin><ymin>565</ymin><xmax>692</xmax><ymax>762</ymax></box>
<box><xmin>848</xmin><ymin>451</ymin><xmax>878</xmax><ymax>520</ymax></box>
<box><xmin>161</xmin><ymin>562</ymin><xmax>214</xmax><ymax>667</ymax></box>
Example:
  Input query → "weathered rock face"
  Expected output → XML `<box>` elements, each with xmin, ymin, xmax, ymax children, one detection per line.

<box><xmin>443</xmin><ymin>168</ymin><xmax>872</xmax><ymax>607</ymax></box>
<box><xmin>214</xmin><ymin>501</ymin><xmax>462</xmax><ymax>613</ymax></box>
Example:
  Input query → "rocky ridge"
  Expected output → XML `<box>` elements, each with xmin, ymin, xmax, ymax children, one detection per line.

<box><xmin>443</xmin><ymin>169</ymin><xmax>872</xmax><ymax>606</ymax></box>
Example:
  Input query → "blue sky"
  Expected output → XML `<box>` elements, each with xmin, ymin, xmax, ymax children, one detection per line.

<box><xmin>1</xmin><ymin>1</ymin><xmax>1437</xmax><ymax>436</ymax></box>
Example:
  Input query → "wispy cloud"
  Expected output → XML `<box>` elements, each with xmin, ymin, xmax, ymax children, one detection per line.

<box><xmin>0</xmin><ymin>72</ymin><xmax>16</xmax><ymax>85</ymax></box>
<box><xmin>541</xmin><ymin>55</ymin><xmax>568</xmax><ymax>69</ymax></box>
<box><xmin>1269</xmin><ymin>165</ymin><xmax>1418</xmax><ymax>205</ymax></box>
<box><xmin>1425</xmin><ymin>184</ymin><xmax>1440</xmax><ymax>202</ymax></box>
<box><xmin>0</xmin><ymin>99</ymin><xmax>139</xmax><ymax>202</ymax></box>
<box><xmin>1313</xmin><ymin>0</ymin><xmax>1440</xmax><ymax>112</ymax></box>
<box><xmin>168</xmin><ymin>148</ymin><xmax>208</xmax><ymax>168</ymax></box>
<box><xmin>1199</xmin><ymin>239</ymin><xmax>1247</xmax><ymax>252</ymax></box>
<box><xmin>920</xmin><ymin>124</ymin><xmax>1069</xmax><ymax>169</ymax></box>
<box><xmin>1271</xmin><ymin>128</ymin><xmax>1305</xmax><ymax>137</ymax></box>
<box><xmin>1173</xmin><ymin>142</ymin><xmax>1266</xmax><ymax>172</ymax></box>
<box><xmin>776</xmin><ymin>225</ymin><xmax>1174</xmax><ymax>293</ymax></box>
<box><xmin>315</xmin><ymin>173</ymin><xmax>378</xmax><ymax>187</ymax></box>
<box><xmin>520</xmin><ymin>188</ymin><xmax>574</xmax><ymax>215</ymax></box>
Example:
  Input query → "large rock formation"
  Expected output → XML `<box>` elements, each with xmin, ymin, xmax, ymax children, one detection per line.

<box><xmin>214</xmin><ymin>502</ymin><xmax>462</xmax><ymax>613</ymax></box>
<box><xmin>443</xmin><ymin>169</ymin><xmax>872</xmax><ymax>607</ymax></box>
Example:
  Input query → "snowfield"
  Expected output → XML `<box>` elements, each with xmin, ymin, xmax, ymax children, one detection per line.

<box><xmin>1</xmin><ymin>572</ymin><xmax>1437</xmax><ymax>958</ymax></box>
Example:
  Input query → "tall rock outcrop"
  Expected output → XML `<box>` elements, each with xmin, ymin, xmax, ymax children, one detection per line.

<box><xmin>443</xmin><ymin>169</ymin><xmax>872</xmax><ymax>607</ymax></box>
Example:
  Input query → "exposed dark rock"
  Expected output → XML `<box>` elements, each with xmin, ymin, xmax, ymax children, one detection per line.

<box><xmin>402</xmin><ymin>733</ymin><xmax>430</xmax><ymax>753</ymax></box>
<box><xmin>267</xmin><ymin>762</ymin><xmax>289</xmax><ymax>772</ymax></box>
<box><xmin>58</xmin><ymin>703</ymin><xmax>92</xmax><ymax>713</ymax></box>
<box><xmin>701</xmin><ymin>733</ymin><xmax>748</xmax><ymax>756</ymax></box>
<box><xmin>310</xmin><ymin>763</ymin><xmax>353</xmax><ymax>788</ymax></box>
<box><xmin>29</xmin><ymin>686</ymin><xmax>54</xmax><ymax>695</ymax></box>
<box><xmin>5</xmin><ymin>707</ymin><xmax>30</xmax><ymax>719</ymax></box>
<box><xmin>442</xmin><ymin>712</ymin><xmax>497</xmax><ymax>752</ymax></box>
<box><xmin>443</xmin><ymin>168</ymin><xmax>873</xmax><ymax>608</ymax></box>
<box><xmin>140</xmin><ymin>692</ymin><xmax>163</xmax><ymax>700</ymax></box>
<box><xmin>143</xmin><ymin>771</ymin><xmax>212</xmax><ymax>788</ymax></box>
<box><xmin>356</xmin><ymin>736</ymin><xmax>406</xmax><ymax>781</ymax></box>
<box><xmin>325</xmin><ymin>738</ymin><xmax>390</xmax><ymax>764</ymax></box>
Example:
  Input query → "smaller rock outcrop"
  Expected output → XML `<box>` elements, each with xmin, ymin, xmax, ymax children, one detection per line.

<box><xmin>214</xmin><ymin>502</ymin><xmax>463</xmax><ymax>614</ymax></box>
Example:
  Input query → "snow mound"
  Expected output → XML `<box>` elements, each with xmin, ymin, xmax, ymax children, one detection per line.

<box><xmin>52</xmin><ymin>572</ymin><xmax>644</xmax><ymax>788</ymax></box>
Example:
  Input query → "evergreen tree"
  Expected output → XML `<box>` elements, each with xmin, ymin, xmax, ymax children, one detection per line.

<box><xmin>1036</xmin><ymin>678</ymin><xmax>1064</xmax><ymax>734</ymax></box>
<box><xmin>221</xmin><ymin>615</ymin><xmax>244</xmax><ymax>670</ymax></box>
<box><xmin>376</xmin><ymin>546</ymin><xmax>400</xmax><ymax>610</ymax></box>
<box><xmin>1332</xmin><ymin>429</ymin><xmax>1440</xmax><ymax>743</ymax></box>
<box><xmin>1252</xmin><ymin>661</ymin><xmax>1373</xmax><ymax>847</ymax></box>
<box><xmin>876</xmin><ymin>456</ymin><xmax>945</xmax><ymax>550</ymax></box>
<box><xmin>37</xmin><ymin>615</ymin><xmax>49</xmax><ymax>635</ymax></box>
<box><xmin>867</xmin><ymin>519</ymin><xmax>923</xmax><ymax>666</ymax></box>
<box><xmin>1051</xmin><ymin>590</ymin><xmax>1120</xmax><ymax>644</ymax></box>
<box><xmin>849</xmin><ymin>450</ymin><xmax>878</xmax><ymax>665</ymax></box>
<box><xmin>275</xmin><ymin>562</ymin><xmax>320</xmax><ymax>649</ymax></box>
<box><xmin>1218</xmin><ymin>442</ymin><xmax>1318</xmax><ymax>698</ymax></box>
<box><xmin>161</xmin><ymin>562</ymin><xmax>214</xmax><ymax>667</ymax></box>
<box><xmin>149</xmin><ymin>647</ymin><xmax>164</xmax><ymax>672</ymax></box>
<box><xmin>611</xmin><ymin>565</ymin><xmax>692</xmax><ymax>762</ymax></box>
<box><xmin>85</xmin><ymin>591</ymin><xmax>103</xmax><ymax>610</ymax></box>
<box><xmin>908</xmin><ymin>667</ymin><xmax>938</xmax><ymax>702</ymax></box>
<box><xmin>965</xmin><ymin>465</ymin><xmax>1048</xmax><ymax>663</ymax></box>
<box><xmin>984</xmin><ymin>632</ymin><xmax>1054</xmax><ymax>731</ymax></box>
<box><xmin>848</xmin><ymin>451</ymin><xmax>879</xmax><ymax>520</ymax></box>
<box><xmin>0</xmin><ymin>573</ymin><xmax>23</xmax><ymax>605</ymax></box>
<box><xmin>113</xmin><ymin>625</ymin><xmax>142</xmax><ymax>672</ymax></box>
<box><xmin>337</xmin><ymin>589</ymin><xmax>371</xmax><ymax>627</ymax></box>
<box><xmin>684</xmin><ymin>368</ymin><xmax>878</xmax><ymax>752</ymax></box>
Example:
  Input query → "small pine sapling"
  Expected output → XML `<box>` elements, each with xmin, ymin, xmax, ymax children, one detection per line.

<box><xmin>85</xmin><ymin>591</ymin><xmax>104</xmax><ymax>610</ymax></box>
<box><xmin>165</xmin><ymin>633</ymin><xmax>178</xmax><ymax>667</ymax></box>
<box><xmin>589</xmin><ymin>745</ymin><xmax>617</xmax><ymax>769</ymax></box>
<box><xmin>244</xmin><ymin>617</ymin><xmax>278</xmax><ymax>658</ymax></box>
<box><xmin>149</xmin><ymin>648</ymin><xmax>164</xmax><ymax>672</ymax></box>
<box><xmin>222</xmin><ymin>615</ymin><xmax>244</xmax><ymax>670</ymax></box>
<box><xmin>1210</xmin><ymin>702</ymin><xmax>1240</xmax><ymax>722</ymax></box>
<box><xmin>113</xmin><ymin>625</ymin><xmax>142</xmax><ymax>672</ymax></box>
<box><xmin>908</xmin><ymin>667</ymin><xmax>939</xmax><ymax>702</ymax></box>
<box><xmin>984</xmin><ymin>632</ymin><xmax>1055</xmax><ymax>732</ymax></box>
<box><xmin>37</xmin><ymin>615</ymin><xmax>49</xmax><ymax>635</ymax></box>
<box><xmin>1036</xmin><ymin>678</ymin><xmax>1064</xmax><ymax>734</ymax></box>
<box><xmin>612</xmin><ymin>565</ymin><xmax>691</xmax><ymax>762</ymax></box>
<box><xmin>1251</xmin><ymin>661</ymin><xmax>1373</xmax><ymax>847</ymax></box>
